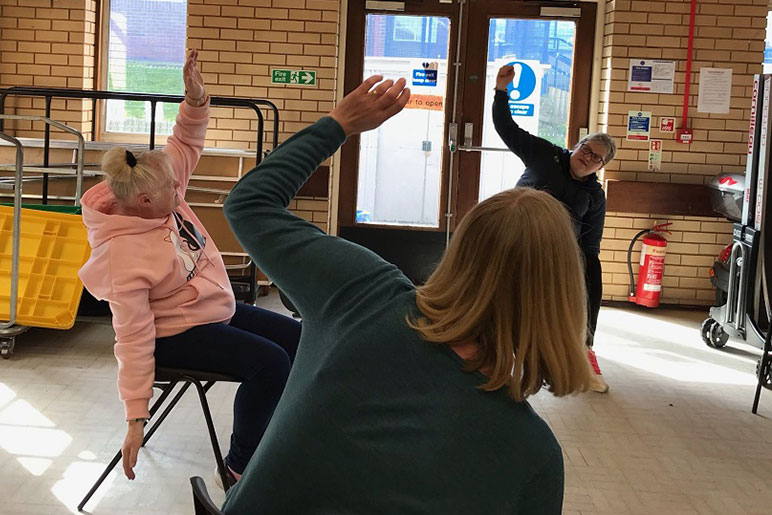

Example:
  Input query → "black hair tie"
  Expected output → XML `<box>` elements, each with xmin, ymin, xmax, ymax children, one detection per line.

<box><xmin>125</xmin><ymin>150</ymin><xmax>137</xmax><ymax>167</ymax></box>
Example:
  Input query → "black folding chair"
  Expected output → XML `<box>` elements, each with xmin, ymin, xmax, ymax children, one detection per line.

<box><xmin>191</xmin><ymin>476</ymin><xmax>225</xmax><ymax>515</ymax></box>
<box><xmin>77</xmin><ymin>367</ymin><xmax>239</xmax><ymax>511</ymax></box>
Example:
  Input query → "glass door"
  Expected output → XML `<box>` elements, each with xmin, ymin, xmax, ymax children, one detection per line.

<box><xmin>454</xmin><ymin>1</ymin><xmax>596</xmax><ymax>221</ymax></box>
<box><xmin>337</xmin><ymin>1</ymin><xmax>596</xmax><ymax>283</ymax></box>
<box><xmin>477</xmin><ymin>17</ymin><xmax>577</xmax><ymax>201</ymax></box>
<box><xmin>356</xmin><ymin>14</ymin><xmax>451</xmax><ymax>227</ymax></box>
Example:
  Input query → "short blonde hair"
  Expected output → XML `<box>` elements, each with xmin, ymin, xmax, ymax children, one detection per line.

<box><xmin>408</xmin><ymin>188</ymin><xmax>593</xmax><ymax>401</ymax></box>
<box><xmin>101</xmin><ymin>146</ymin><xmax>173</xmax><ymax>203</ymax></box>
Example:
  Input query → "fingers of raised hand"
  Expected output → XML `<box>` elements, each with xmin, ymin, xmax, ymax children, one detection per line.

<box><xmin>356</xmin><ymin>75</ymin><xmax>383</xmax><ymax>95</ymax></box>
<box><xmin>384</xmin><ymin>87</ymin><xmax>411</xmax><ymax>118</ymax></box>
<box><xmin>376</xmin><ymin>78</ymin><xmax>407</xmax><ymax>108</ymax></box>
<box><xmin>371</xmin><ymin>79</ymin><xmax>394</xmax><ymax>98</ymax></box>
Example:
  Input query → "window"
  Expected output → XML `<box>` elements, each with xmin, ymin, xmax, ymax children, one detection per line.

<box><xmin>103</xmin><ymin>0</ymin><xmax>187</xmax><ymax>135</ymax></box>
<box><xmin>393</xmin><ymin>16</ymin><xmax>423</xmax><ymax>43</ymax></box>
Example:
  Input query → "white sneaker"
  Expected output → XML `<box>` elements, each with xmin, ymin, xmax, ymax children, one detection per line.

<box><xmin>587</xmin><ymin>348</ymin><xmax>609</xmax><ymax>393</ymax></box>
<box><xmin>213</xmin><ymin>463</ymin><xmax>238</xmax><ymax>491</ymax></box>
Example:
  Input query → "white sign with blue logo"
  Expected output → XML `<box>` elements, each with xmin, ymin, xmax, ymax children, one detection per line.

<box><xmin>627</xmin><ymin>110</ymin><xmax>652</xmax><ymax>141</ymax></box>
<box><xmin>504</xmin><ymin>60</ymin><xmax>542</xmax><ymax>130</ymax></box>
<box><xmin>412</xmin><ymin>69</ymin><xmax>438</xmax><ymax>87</ymax></box>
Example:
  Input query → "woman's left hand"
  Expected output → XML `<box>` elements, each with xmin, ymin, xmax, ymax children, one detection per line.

<box><xmin>183</xmin><ymin>49</ymin><xmax>207</xmax><ymax>106</ymax></box>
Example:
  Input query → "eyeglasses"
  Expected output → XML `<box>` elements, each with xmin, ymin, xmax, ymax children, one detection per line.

<box><xmin>578</xmin><ymin>144</ymin><xmax>605</xmax><ymax>165</ymax></box>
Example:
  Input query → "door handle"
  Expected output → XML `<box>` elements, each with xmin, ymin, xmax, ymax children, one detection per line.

<box><xmin>459</xmin><ymin>145</ymin><xmax>511</xmax><ymax>153</ymax></box>
<box><xmin>463</xmin><ymin>122</ymin><xmax>474</xmax><ymax>147</ymax></box>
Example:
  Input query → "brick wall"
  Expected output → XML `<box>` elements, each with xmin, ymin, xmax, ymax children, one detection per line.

<box><xmin>187</xmin><ymin>0</ymin><xmax>340</xmax><ymax>151</ymax></box>
<box><xmin>597</xmin><ymin>0</ymin><xmax>768</xmax><ymax>304</ymax></box>
<box><xmin>0</xmin><ymin>0</ymin><xmax>97</xmax><ymax>138</ymax></box>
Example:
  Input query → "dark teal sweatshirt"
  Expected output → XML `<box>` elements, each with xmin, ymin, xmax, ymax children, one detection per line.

<box><xmin>221</xmin><ymin>117</ymin><xmax>564</xmax><ymax>514</ymax></box>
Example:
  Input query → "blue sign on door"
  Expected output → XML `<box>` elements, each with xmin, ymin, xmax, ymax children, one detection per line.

<box><xmin>506</xmin><ymin>61</ymin><xmax>537</xmax><ymax>117</ymax></box>
<box><xmin>412</xmin><ymin>69</ymin><xmax>438</xmax><ymax>86</ymax></box>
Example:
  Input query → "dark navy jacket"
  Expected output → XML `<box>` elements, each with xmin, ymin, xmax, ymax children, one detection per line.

<box><xmin>492</xmin><ymin>89</ymin><xmax>606</xmax><ymax>256</ymax></box>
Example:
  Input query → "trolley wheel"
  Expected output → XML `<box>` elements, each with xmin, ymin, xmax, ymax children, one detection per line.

<box><xmin>756</xmin><ymin>357</ymin><xmax>772</xmax><ymax>390</ymax></box>
<box><xmin>0</xmin><ymin>337</ymin><xmax>15</xmax><ymax>359</ymax></box>
<box><xmin>709</xmin><ymin>322</ymin><xmax>729</xmax><ymax>348</ymax></box>
<box><xmin>701</xmin><ymin>318</ymin><xmax>717</xmax><ymax>346</ymax></box>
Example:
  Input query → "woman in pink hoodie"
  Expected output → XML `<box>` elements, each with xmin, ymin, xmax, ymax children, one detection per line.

<box><xmin>78</xmin><ymin>50</ymin><xmax>300</xmax><ymax>486</ymax></box>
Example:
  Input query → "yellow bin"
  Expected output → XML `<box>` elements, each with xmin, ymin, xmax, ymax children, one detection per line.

<box><xmin>0</xmin><ymin>206</ymin><xmax>91</xmax><ymax>329</ymax></box>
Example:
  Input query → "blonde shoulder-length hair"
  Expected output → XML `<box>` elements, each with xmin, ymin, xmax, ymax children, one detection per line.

<box><xmin>408</xmin><ymin>187</ymin><xmax>593</xmax><ymax>401</ymax></box>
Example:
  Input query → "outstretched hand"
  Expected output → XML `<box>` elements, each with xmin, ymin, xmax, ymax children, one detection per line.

<box><xmin>183</xmin><ymin>49</ymin><xmax>206</xmax><ymax>106</ymax></box>
<box><xmin>496</xmin><ymin>65</ymin><xmax>515</xmax><ymax>92</ymax></box>
<box><xmin>329</xmin><ymin>76</ymin><xmax>411</xmax><ymax>137</ymax></box>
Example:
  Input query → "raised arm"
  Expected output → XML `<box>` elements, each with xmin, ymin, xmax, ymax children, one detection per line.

<box><xmin>163</xmin><ymin>49</ymin><xmax>209</xmax><ymax>193</ymax></box>
<box><xmin>493</xmin><ymin>65</ymin><xmax>555</xmax><ymax>166</ymax></box>
<box><xmin>224</xmin><ymin>77</ymin><xmax>412</xmax><ymax>322</ymax></box>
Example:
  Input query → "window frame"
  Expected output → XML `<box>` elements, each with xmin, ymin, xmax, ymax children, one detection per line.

<box><xmin>96</xmin><ymin>0</ymin><xmax>187</xmax><ymax>144</ymax></box>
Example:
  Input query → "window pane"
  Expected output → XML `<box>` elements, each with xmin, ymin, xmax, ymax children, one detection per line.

<box><xmin>478</xmin><ymin>18</ymin><xmax>576</xmax><ymax>202</ymax></box>
<box><xmin>357</xmin><ymin>15</ymin><xmax>450</xmax><ymax>227</ymax></box>
<box><xmin>105</xmin><ymin>0</ymin><xmax>187</xmax><ymax>135</ymax></box>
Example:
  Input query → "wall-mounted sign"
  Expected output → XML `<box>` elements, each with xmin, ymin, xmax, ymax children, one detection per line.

<box><xmin>627</xmin><ymin>111</ymin><xmax>652</xmax><ymax>141</ymax></box>
<box><xmin>628</xmin><ymin>59</ymin><xmax>675</xmax><ymax>94</ymax></box>
<box><xmin>648</xmin><ymin>139</ymin><xmax>662</xmax><ymax>171</ymax></box>
<box><xmin>271</xmin><ymin>69</ymin><xmax>317</xmax><ymax>86</ymax></box>
<box><xmin>660</xmin><ymin>117</ymin><xmax>675</xmax><ymax>133</ymax></box>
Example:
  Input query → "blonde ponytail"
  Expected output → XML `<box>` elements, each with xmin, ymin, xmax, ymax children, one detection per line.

<box><xmin>101</xmin><ymin>146</ymin><xmax>173</xmax><ymax>202</ymax></box>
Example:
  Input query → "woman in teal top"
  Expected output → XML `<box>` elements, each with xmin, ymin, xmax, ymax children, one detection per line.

<box><xmin>222</xmin><ymin>76</ymin><xmax>593</xmax><ymax>514</ymax></box>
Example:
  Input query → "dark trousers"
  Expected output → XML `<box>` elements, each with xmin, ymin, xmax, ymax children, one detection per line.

<box><xmin>155</xmin><ymin>302</ymin><xmax>301</xmax><ymax>474</ymax></box>
<box><xmin>584</xmin><ymin>252</ymin><xmax>602</xmax><ymax>347</ymax></box>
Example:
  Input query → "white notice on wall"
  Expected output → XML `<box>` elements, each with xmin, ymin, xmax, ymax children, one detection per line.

<box><xmin>648</xmin><ymin>140</ymin><xmax>662</xmax><ymax>171</ymax></box>
<box><xmin>628</xmin><ymin>59</ymin><xmax>675</xmax><ymax>94</ymax></box>
<box><xmin>697</xmin><ymin>68</ymin><xmax>733</xmax><ymax>114</ymax></box>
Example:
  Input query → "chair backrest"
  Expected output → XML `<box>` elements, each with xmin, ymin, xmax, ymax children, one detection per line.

<box><xmin>190</xmin><ymin>476</ymin><xmax>224</xmax><ymax>515</ymax></box>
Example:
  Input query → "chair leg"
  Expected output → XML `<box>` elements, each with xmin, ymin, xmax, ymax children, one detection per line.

<box><xmin>142</xmin><ymin>381</ymin><xmax>192</xmax><ymax>447</ymax></box>
<box><xmin>77</xmin><ymin>382</ymin><xmax>182</xmax><ymax>512</ymax></box>
<box><xmin>752</xmin><ymin>328</ymin><xmax>772</xmax><ymax>414</ymax></box>
<box><xmin>77</xmin><ymin>448</ymin><xmax>123</xmax><ymax>512</ymax></box>
<box><xmin>185</xmin><ymin>376</ymin><xmax>231</xmax><ymax>492</ymax></box>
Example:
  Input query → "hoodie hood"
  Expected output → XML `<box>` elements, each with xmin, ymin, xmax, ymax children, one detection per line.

<box><xmin>81</xmin><ymin>182</ymin><xmax>169</xmax><ymax>248</ymax></box>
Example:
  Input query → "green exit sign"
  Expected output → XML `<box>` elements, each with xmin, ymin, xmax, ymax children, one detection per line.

<box><xmin>271</xmin><ymin>69</ymin><xmax>317</xmax><ymax>86</ymax></box>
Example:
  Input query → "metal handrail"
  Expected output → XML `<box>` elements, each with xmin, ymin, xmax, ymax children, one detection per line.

<box><xmin>0</xmin><ymin>86</ymin><xmax>280</xmax><ymax>203</ymax></box>
<box><xmin>0</xmin><ymin>132</ymin><xmax>23</xmax><ymax>329</ymax></box>
<box><xmin>0</xmin><ymin>115</ymin><xmax>85</xmax><ymax>205</ymax></box>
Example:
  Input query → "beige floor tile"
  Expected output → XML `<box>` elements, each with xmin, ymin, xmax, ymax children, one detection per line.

<box><xmin>0</xmin><ymin>294</ymin><xmax>771</xmax><ymax>514</ymax></box>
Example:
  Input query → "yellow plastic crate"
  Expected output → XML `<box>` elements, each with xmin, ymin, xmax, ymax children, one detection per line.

<box><xmin>0</xmin><ymin>206</ymin><xmax>91</xmax><ymax>329</ymax></box>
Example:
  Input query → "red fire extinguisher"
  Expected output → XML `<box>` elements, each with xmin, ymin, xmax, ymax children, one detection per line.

<box><xmin>627</xmin><ymin>223</ymin><xmax>672</xmax><ymax>308</ymax></box>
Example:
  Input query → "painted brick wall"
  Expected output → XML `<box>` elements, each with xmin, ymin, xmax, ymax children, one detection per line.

<box><xmin>0</xmin><ymin>0</ymin><xmax>97</xmax><ymax>138</ymax></box>
<box><xmin>597</xmin><ymin>0</ymin><xmax>768</xmax><ymax>304</ymax></box>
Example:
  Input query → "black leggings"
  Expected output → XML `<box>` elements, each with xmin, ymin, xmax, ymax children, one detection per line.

<box><xmin>584</xmin><ymin>252</ymin><xmax>602</xmax><ymax>347</ymax></box>
<box><xmin>155</xmin><ymin>302</ymin><xmax>301</xmax><ymax>474</ymax></box>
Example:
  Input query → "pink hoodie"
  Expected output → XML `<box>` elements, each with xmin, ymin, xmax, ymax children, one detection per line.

<box><xmin>79</xmin><ymin>100</ymin><xmax>236</xmax><ymax>420</ymax></box>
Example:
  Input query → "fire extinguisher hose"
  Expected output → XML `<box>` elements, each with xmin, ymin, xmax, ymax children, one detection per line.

<box><xmin>627</xmin><ymin>229</ymin><xmax>651</xmax><ymax>297</ymax></box>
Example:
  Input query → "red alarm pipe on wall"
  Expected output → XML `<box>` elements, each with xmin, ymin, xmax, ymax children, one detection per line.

<box><xmin>677</xmin><ymin>0</ymin><xmax>697</xmax><ymax>144</ymax></box>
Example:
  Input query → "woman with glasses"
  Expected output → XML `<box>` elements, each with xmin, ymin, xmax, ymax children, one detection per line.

<box><xmin>493</xmin><ymin>64</ymin><xmax>616</xmax><ymax>393</ymax></box>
